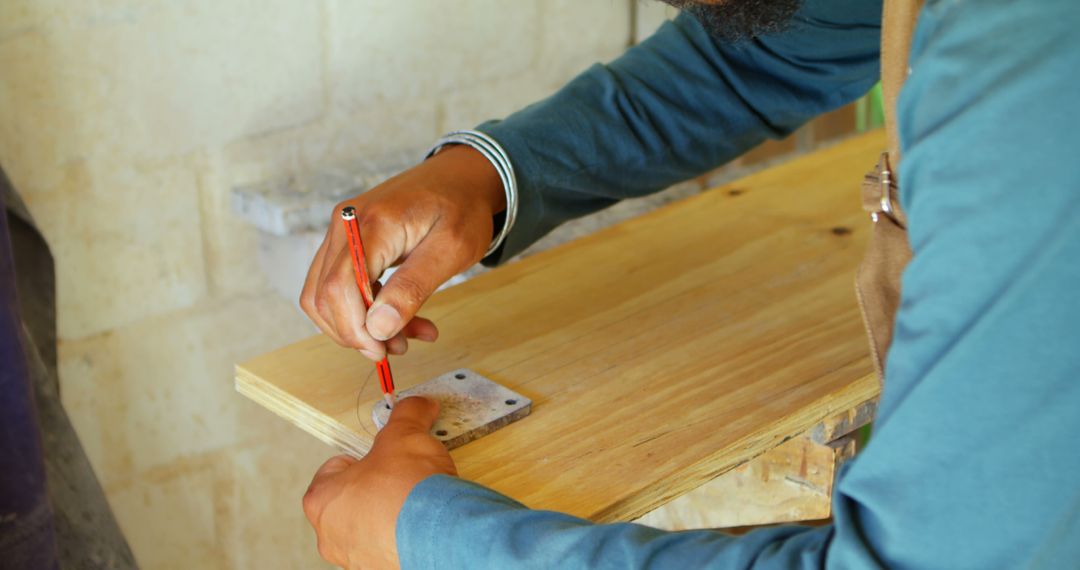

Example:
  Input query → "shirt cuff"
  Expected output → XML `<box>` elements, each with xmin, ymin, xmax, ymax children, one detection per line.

<box><xmin>474</xmin><ymin>120</ymin><xmax>549</xmax><ymax>266</ymax></box>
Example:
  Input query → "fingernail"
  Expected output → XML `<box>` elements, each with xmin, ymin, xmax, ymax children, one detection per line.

<box><xmin>359</xmin><ymin>349</ymin><xmax>381</xmax><ymax>361</ymax></box>
<box><xmin>367</xmin><ymin>304</ymin><xmax>401</xmax><ymax>341</ymax></box>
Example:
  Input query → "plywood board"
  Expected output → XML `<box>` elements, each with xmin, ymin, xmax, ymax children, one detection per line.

<box><xmin>237</xmin><ymin>131</ymin><xmax>885</xmax><ymax>523</ymax></box>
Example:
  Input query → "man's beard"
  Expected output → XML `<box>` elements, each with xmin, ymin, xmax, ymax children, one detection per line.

<box><xmin>659</xmin><ymin>0</ymin><xmax>802</xmax><ymax>42</ymax></box>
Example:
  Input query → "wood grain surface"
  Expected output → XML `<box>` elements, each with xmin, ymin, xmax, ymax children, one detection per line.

<box><xmin>237</xmin><ymin>131</ymin><xmax>885</xmax><ymax>523</ymax></box>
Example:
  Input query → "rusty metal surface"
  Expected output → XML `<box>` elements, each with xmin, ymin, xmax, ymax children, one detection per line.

<box><xmin>372</xmin><ymin>369</ymin><xmax>531</xmax><ymax>450</ymax></box>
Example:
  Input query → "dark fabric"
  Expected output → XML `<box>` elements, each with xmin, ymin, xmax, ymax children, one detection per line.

<box><xmin>7</xmin><ymin>195</ymin><xmax>57</xmax><ymax>383</ymax></box>
<box><xmin>1</xmin><ymin>171</ymin><xmax>136</xmax><ymax>569</ymax></box>
<box><xmin>0</xmin><ymin>171</ymin><xmax>59</xmax><ymax>569</ymax></box>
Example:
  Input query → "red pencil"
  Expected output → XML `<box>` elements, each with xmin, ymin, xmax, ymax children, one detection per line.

<box><xmin>340</xmin><ymin>206</ymin><xmax>396</xmax><ymax>409</ymax></box>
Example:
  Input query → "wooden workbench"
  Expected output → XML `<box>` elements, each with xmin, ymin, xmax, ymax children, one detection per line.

<box><xmin>237</xmin><ymin>131</ymin><xmax>884</xmax><ymax>529</ymax></box>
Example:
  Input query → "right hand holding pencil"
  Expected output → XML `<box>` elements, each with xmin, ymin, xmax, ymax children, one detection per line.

<box><xmin>300</xmin><ymin>144</ymin><xmax>506</xmax><ymax>360</ymax></box>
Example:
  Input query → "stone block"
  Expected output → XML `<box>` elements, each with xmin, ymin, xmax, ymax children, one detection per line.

<box><xmin>3</xmin><ymin>0</ymin><xmax>323</xmax><ymax>166</ymax></box>
<box><xmin>327</xmin><ymin>0</ymin><xmax>541</xmax><ymax>112</ymax></box>
<box><xmin>194</xmin><ymin>149</ymin><xmax>270</xmax><ymax>298</ymax></box>
<box><xmin>23</xmin><ymin>156</ymin><xmax>208</xmax><ymax>339</ymax></box>
<box><xmin>216</xmin><ymin>439</ymin><xmax>337</xmax><ymax>569</ymax></box>
<box><xmin>107</xmin><ymin>436</ymin><xmax>337</xmax><ymax>568</ymax></box>
<box><xmin>634</xmin><ymin>2</ymin><xmax>680</xmax><ymax>44</ymax></box>
<box><xmin>0</xmin><ymin>2</ymin><xmax>35</xmax><ymax>40</ymax></box>
<box><xmin>106</xmin><ymin>460</ymin><xmax>225</xmax><ymax>569</ymax></box>
<box><xmin>438</xmin><ymin>73</ymin><xmax>562</xmax><ymax>132</ymax></box>
<box><xmin>230</xmin><ymin>149</ymin><xmax>421</xmax><ymax>237</ymax></box>
<box><xmin>537</xmin><ymin>0</ymin><xmax>632</xmax><ymax>80</ymax></box>
<box><xmin>433</xmin><ymin>0</ymin><xmax>633</xmax><ymax>132</ymax></box>
<box><xmin>58</xmin><ymin>293</ymin><xmax>316</xmax><ymax>483</ymax></box>
<box><xmin>0</xmin><ymin>30</ymin><xmax>86</xmax><ymax>193</ymax></box>
<box><xmin>224</xmin><ymin>100</ymin><xmax>437</xmax><ymax>193</ymax></box>
<box><xmin>254</xmin><ymin>231</ymin><xmax>325</xmax><ymax>303</ymax></box>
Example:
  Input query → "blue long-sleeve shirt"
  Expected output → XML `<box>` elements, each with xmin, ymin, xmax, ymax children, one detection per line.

<box><xmin>397</xmin><ymin>1</ymin><xmax>1080</xmax><ymax>567</ymax></box>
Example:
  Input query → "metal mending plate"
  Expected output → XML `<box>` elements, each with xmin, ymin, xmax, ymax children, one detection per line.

<box><xmin>371</xmin><ymin>369</ymin><xmax>531</xmax><ymax>450</ymax></box>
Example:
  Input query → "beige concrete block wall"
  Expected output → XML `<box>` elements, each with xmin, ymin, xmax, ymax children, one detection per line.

<box><xmin>0</xmin><ymin>1</ymin><xmax>634</xmax><ymax>567</ymax></box>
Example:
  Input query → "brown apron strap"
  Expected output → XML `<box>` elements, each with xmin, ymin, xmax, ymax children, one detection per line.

<box><xmin>856</xmin><ymin>154</ymin><xmax>912</xmax><ymax>382</ymax></box>
<box><xmin>855</xmin><ymin>0</ymin><xmax>924</xmax><ymax>384</ymax></box>
<box><xmin>880</xmin><ymin>0</ymin><xmax>923</xmax><ymax>165</ymax></box>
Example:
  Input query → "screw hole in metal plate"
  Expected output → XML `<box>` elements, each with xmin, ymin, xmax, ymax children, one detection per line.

<box><xmin>435</xmin><ymin>430</ymin><xmax>448</xmax><ymax>437</ymax></box>
<box><xmin>455</xmin><ymin>373</ymin><xmax>466</xmax><ymax>379</ymax></box>
<box><xmin>505</xmin><ymin>399</ymin><xmax>517</xmax><ymax>405</ymax></box>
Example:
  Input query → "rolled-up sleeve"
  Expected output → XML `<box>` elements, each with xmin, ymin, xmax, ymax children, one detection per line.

<box><xmin>398</xmin><ymin>475</ymin><xmax>833</xmax><ymax>570</ymax></box>
<box><xmin>477</xmin><ymin>0</ymin><xmax>882</xmax><ymax>263</ymax></box>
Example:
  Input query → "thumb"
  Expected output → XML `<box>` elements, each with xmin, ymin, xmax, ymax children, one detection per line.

<box><xmin>381</xmin><ymin>396</ymin><xmax>441</xmax><ymax>436</ymax></box>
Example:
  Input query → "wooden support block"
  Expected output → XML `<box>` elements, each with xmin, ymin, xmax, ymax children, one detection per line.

<box><xmin>808</xmin><ymin>398</ymin><xmax>877</xmax><ymax>444</ymax></box>
<box><xmin>634</xmin><ymin>404</ymin><xmax>868</xmax><ymax>530</ymax></box>
<box><xmin>635</xmin><ymin>435</ymin><xmax>840</xmax><ymax>529</ymax></box>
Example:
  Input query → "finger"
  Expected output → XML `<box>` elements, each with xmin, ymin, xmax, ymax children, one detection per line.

<box><xmin>313</xmin><ymin>223</ymin><xmax>361</xmax><ymax>347</ymax></box>
<box><xmin>351</xmin><ymin>215</ymin><xmax>408</xmax><ymax>286</ymax></box>
<box><xmin>386</xmin><ymin>333</ymin><xmax>408</xmax><ymax>356</ymax></box>
<box><xmin>401</xmin><ymin>316</ymin><xmax>439</xmax><ymax>342</ymax></box>
<box><xmin>366</xmin><ymin>232</ymin><xmax>468</xmax><ymax>341</ymax></box>
<box><xmin>318</xmin><ymin>209</ymin><xmax>399</xmax><ymax>354</ymax></box>
<box><xmin>301</xmin><ymin>232</ymin><xmax>348</xmax><ymax>346</ymax></box>
<box><xmin>380</xmin><ymin>396</ymin><xmax>440</xmax><ymax>436</ymax></box>
<box><xmin>374</xmin><ymin>274</ymin><xmax>438</xmax><ymax>344</ymax></box>
<box><xmin>321</xmin><ymin>247</ymin><xmax>387</xmax><ymax>357</ymax></box>
<box><xmin>381</xmin><ymin>318</ymin><xmax>438</xmax><ymax>356</ymax></box>
<box><xmin>386</xmin><ymin>317</ymin><xmax>442</xmax><ymax>355</ymax></box>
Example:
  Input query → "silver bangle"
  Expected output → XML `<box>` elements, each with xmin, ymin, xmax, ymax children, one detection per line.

<box><xmin>426</xmin><ymin>130</ymin><xmax>518</xmax><ymax>258</ymax></box>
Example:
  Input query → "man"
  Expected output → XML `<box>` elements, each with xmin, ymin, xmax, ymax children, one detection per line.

<box><xmin>300</xmin><ymin>0</ymin><xmax>1080</xmax><ymax>568</ymax></box>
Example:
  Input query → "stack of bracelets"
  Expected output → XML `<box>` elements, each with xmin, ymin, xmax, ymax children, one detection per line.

<box><xmin>426</xmin><ymin>130</ymin><xmax>519</xmax><ymax>257</ymax></box>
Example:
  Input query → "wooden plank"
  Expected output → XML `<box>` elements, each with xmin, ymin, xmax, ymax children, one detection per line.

<box><xmin>236</xmin><ymin>131</ymin><xmax>886</xmax><ymax>523</ymax></box>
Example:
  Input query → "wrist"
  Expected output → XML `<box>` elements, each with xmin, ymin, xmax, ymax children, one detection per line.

<box><xmin>427</xmin><ymin>130</ymin><xmax>518</xmax><ymax>257</ymax></box>
<box><xmin>424</xmin><ymin>144</ymin><xmax>506</xmax><ymax>218</ymax></box>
